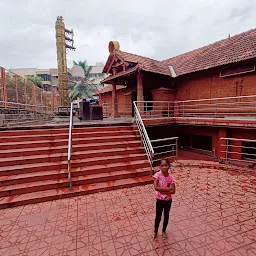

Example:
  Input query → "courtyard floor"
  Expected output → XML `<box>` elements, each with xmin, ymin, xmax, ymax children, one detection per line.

<box><xmin>0</xmin><ymin>164</ymin><xmax>255</xmax><ymax>256</ymax></box>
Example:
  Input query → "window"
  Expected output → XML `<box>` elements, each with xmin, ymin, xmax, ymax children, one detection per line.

<box><xmin>37</xmin><ymin>74</ymin><xmax>51</xmax><ymax>81</ymax></box>
<box><xmin>242</xmin><ymin>141</ymin><xmax>256</xmax><ymax>160</ymax></box>
<box><xmin>220</xmin><ymin>64</ymin><xmax>255</xmax><ymax>77</ymax></box>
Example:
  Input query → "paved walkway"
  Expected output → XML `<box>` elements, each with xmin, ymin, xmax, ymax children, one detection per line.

<box><xmin>0</xmin><ymin>165</ymin><xmax>255</xmax><ymax>255</ymax></box>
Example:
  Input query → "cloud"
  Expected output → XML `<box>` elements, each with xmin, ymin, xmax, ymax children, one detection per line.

<box><xmin>0</xmin><ymin>0</ymin><xmax>255</xmax><ymax>69</ymax></box>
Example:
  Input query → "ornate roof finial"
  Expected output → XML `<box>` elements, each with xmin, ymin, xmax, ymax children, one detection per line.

<box><xmin>108</xmin><ymin>41</ymin><xmax>120</xmax><ymax>55</ymax></box>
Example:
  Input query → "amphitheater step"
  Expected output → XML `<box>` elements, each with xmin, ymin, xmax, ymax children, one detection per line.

<box><xmin>0</xmin><ymin>175</ymin><xmax>153</xmax><ymax>209</ymax></box>
<box><xmin>0</xmin><ymin>125</ymin><xmax>136</xmax><ymax>137</ymax></box>
<box><xmin>0</xmin><ymin>167</ymin><xmax>151</xmax><ymax>198</ymax></box>
<box><xmin>0</xmin><ymin>140</ymin><xmax>142</xmax><ymax>158</ymax></box>
<box><xmin>0</xmin><ymin>129</ymin><xmax>139</xmax><ymax>143</ymax></box>
<box><xmin>0</xmin><ymin>135</ymin><xmax>141</xmax><ymax>150</ymax></box>
<box><xmin>0</xmin><ymin>147</ymin><xmax>144</xmax><ymax>167</ymax></box>
<box><xmin>0</xmin><ymin>160</ymin><xmax>150</xmax><ymax>187</ymax></box>
<box><xmin>0</xmin><ymin>123</ymin><xmax>152</xmax><ymax>208</ymax></box>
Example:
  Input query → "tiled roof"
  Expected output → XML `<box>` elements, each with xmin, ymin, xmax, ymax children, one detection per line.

<box><xmin>103</xmin><ymin>28</ymin><xmax>256</xmax><ymax>80</ymax></box>
<box><xmin>116</xmin><ymin>51</ymin><xmax>171</xmax><ymax>76</ymax></box>
<box><xmin>98</xmin><ymin>84</ymin><xmax>126</xmax><ymax>94</ymax></box>
<box><xmin>163</xmin><ymin>28</ymin><xmax>256</xmax><ymax>76</ymax></box>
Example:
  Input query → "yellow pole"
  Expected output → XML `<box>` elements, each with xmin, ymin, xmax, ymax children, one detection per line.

<box><xmin>55</xmin><ymin>16</ymin><xmax>70</xmax><ymax>107</ymax></box>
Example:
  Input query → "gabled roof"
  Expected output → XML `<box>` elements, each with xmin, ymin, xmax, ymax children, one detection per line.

<box><xmin>102</xmin><ymin>28</ymin><xmax>256</xmax><ymax>81</ymax></box>
<box><xmin>102</xmin><ymin>50</ymin><xmax>171</xmax><ymax>77</ymax></box>
<box><xmin>116</xmin><ymin>51</ymin><xmax>171</xmax><ymax>76</ymax></box>
<box><xmin>163</xmin><ymin>28</ymin><xmax>256</xmax><ymax>76</ymax></box>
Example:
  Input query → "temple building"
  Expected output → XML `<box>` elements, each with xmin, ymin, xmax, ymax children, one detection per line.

<box><xmin>99</xmin><ymin>28</ymin><xmax>256</xmax><ymax>162</ymax></box>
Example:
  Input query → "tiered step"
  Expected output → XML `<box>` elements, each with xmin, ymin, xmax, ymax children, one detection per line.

<box><xmin>0</xmin><ymin>125</ymin><xmax>152</xmax><ymax>208</ymax></box>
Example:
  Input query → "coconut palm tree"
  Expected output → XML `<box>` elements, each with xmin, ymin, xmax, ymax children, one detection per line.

<box><xmin>68</xmin><ymin>82</ymin><xmax>95</xmax><ymax>102</ymax></box>
<box><xmin>73</xmin><ymin>60</ymin><xmax>92</xmax><ymax>77</ymax></box>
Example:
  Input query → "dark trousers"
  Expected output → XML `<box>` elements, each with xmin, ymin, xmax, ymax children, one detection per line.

<box><xmin>154</xmin><ymin>199</ymin><xmax>172</xmax><ymax>233</ymax></box>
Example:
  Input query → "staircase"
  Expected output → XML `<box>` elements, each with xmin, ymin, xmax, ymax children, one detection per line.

<box><xmin>0</xmin><ymin>124</ymin><xmax>152</xmax><ymax>209</ymax></box>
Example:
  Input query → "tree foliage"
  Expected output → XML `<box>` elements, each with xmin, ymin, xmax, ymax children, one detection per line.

<box><xmin>69</xmin><ymin>60</ymin><xmax>95</xmax><ymax>101</ymax></box>
<box><xmin>25</xmin><ymin>75</ymin><xmax>43</xmax><ymax>89</ymax></box>
<box><xmin>73</xmin><ymin>60</ymin><xmax>92</xmax><ymax>77</ymax></box>
<box><xmin>68</xmin><ymin>82</ymin><xmax>94</xmax><ymax>101</ymax></box>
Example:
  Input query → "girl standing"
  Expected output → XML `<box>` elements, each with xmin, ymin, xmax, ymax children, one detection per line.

<box><xmin>153</xmin><ymin>159</ymin><xmax>175</xmax><ymax>239</ymax></box>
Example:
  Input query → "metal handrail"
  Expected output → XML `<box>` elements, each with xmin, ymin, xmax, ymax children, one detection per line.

<box><xmin>133</xmin><ymin>102</ymin><xmax>154</xmax><ymax>167</ymax></box>
<box><xmin>213</xmin><ymin>137</ymin><xmax>256</xmax><ymax>166</ymax></box>
<box><xmin>67</xmin><ymin>102</ymin><xmax>74</xmax><ymax>190</ymax></box>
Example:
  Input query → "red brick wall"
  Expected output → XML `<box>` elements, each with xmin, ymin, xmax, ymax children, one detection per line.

<box><xmin>100</xmin><ymin>85</ymin><xmax>137</xmax><ymax>116</ymax></box>
<box><xmin>175</xmin><ymin>68</ymin><xmax>256</xmax><ymax>101</ymax></box>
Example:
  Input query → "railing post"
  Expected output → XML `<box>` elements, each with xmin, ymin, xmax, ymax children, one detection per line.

<box><xmin>175</xmin><ymin>138</ymin><xmax>178</xmax><ymax>157</ymax></box>
<box><xmin>1</xmin><ymin>67</ymin><xmax>7</xmax><ymax>107</ymax></box>
<box><xmin>225</xmin><ymin>139</ymin><xmax>229</xmax><ymax>164</ymax></box>
<box><xmin>24</xmin><ymin>79</ymin><xmax>27</xmax><ymax>107</ymax></box>
<box><xmin>14</xmin><ymin>75</ymin><xmax>19</xmax><ymax>104</ymax></box>
<box><xmin>67</xmin><ymin>102</ymin><xmax>74</xmax><ymax>191</ymax></box>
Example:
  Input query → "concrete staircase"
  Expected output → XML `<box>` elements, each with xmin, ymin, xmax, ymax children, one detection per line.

<box><xmin>0</xmin><ymin>125</ymin><xmax>152</xmax><ymax>208</ymax></box>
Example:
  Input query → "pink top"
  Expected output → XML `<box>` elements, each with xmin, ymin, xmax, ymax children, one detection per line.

<box><xmin>153</xmin><ymin>171</ymin><xmax>175</xmax><ymax>201</ymax></box>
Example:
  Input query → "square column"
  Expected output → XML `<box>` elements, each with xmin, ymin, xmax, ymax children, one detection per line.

<box><xmin>112</xmin><ymin>82</ymin><xmax>118</xmax><ymax>118</ymax></box>
<box><xmin>137</xmin><ymin>72</ymin><xmax>144</xmax><ymax>113</ymax></box>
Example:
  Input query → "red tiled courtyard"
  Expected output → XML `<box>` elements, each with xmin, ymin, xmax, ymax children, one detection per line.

<box><xmin>0</xmin><ymin>162</ymin><xmax>255</xmax><ymax>256</ymax></box>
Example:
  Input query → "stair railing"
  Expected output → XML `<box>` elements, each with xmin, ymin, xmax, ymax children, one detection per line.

<box><xmin>67</xmin><ymin>102</ymin><xmax>74</xmax><ymax>190</ymax></box>
<box><xmin>133</xmin><ymin>102</ymin><xmax>154</xmax><ymax>168</ymax></box>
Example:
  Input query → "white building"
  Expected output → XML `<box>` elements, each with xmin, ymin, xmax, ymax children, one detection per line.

<box><xmin>87</xmin><ymin>62</ymin><xmax>106</xmax><ymax>88</ymax></box>
<box><xmin>9</xmin><ymin>62</ymin><xmax>107</xmax><ymax>92</ymax></box>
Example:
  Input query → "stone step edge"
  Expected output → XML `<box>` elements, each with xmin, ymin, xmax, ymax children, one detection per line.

<box><xmin>0</xmin><ymin>140</ymin><xmax>142</xmax><ymax>155</ymax></box>
<box><xmin>0</xmin><ymin>147</ymin><xmax>145</xmax><ymax>163</ymax></box>
<box><xmin>0</xmin><ymin>168</ymin><xmax>152</xmax><ymax>197</ymax></box>
<box><xmin>0</xmin><ymin>176</ymin><xmax>153</xmax><ymax>209</ymax></box>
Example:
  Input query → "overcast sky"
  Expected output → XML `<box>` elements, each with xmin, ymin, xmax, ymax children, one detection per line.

<box><xmin>0</xmin><ymin>0</ymin><xmax>255</xmax><ymax>69</ymax></box>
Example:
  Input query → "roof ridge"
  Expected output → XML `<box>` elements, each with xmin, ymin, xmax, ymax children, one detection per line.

<box><xmin>162</xmin><ymin>27</ymin><xmax>256</xmax><ymax>63</ymax></box>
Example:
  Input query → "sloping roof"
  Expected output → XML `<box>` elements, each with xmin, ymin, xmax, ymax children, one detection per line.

<box><xmin>102</xmin><ymin>51</ymin><xmax>171</xmax><ymax>77</ymax></box>
<box><xmin>163</xmin><ymin>28</ymin><xmax>256</xmax><ymax>76</ymax></box>
<box><xmin>102</xmin><ymin>28</ymin><xmax>256</xmax><ymax>82</ymax></box>
<box><xmin>101</xmin><ymin>66</ymin><xmax>138</xmax><ymax>84</ymax></box>
<box><xmin>116</xmin><ymin>51</ymin><xmax>171</xmax><ymax>76</ymax></box>
<box><xmin>98</xmin><ymin>84</ymin><xmax>126</xmax><ymax>94</ymax></box>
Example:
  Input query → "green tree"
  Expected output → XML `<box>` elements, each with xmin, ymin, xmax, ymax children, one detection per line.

<box><xmin>25</xmin><ymin>75</ymin><xmax>43</xmax><ymax>89</ymax></box>
<box><xmin>73</xmin><ymin>60</ymin><xmax>92</xmax><ymax>77</ymax></box>
<box><xmin>68</xmin><ymin>82</ymin><xmax>94</xmax><ymax>101</ymax></box>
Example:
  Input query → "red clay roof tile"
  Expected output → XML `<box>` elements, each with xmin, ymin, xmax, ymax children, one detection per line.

<box><xmin>116</xmin><ymin>51</ymin><xmax>171</xmax><ymax>76</ymax></box>
<box><xmin>163</xmin><ymin>28</ymin><xmax>256</xmax><ymax>76</ymax></box>
<box><xmin>102</xmin><ymin>28</ymin><xmax>256</xmax><ymax>80</ymax></box>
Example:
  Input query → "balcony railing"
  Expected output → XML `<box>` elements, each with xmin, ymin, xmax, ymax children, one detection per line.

<box><xmin>177</xmin><ymin>95</ymin><xmax>256</xmax><ymax>119</ymax></box>
<box><xmin>134</xmin><ymin>95</ymin><xmax>256</xmax><ymax>120</ymax></box>
<box><xmin>102</xmin><ymin>103</ymin><xmax>133</xmax><ymax>118</ymax></box>
<box><xmin>213</xmin><ymin>137</ymin><xmax>256</xmax><ymax>167</ymax></box>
